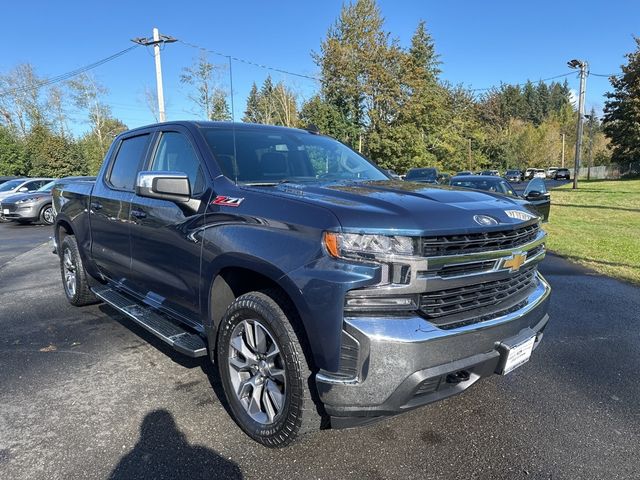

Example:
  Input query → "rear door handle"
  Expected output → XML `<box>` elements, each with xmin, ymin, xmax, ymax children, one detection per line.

<box><xmin>90</xmin><ymin>201</ymin><xmax>102</xmax><ymax>210</ymax></box>
<box><xmin>131</xmin><ymin>209</ymin><xmax>147</xmax><ymax>219</ymax></box>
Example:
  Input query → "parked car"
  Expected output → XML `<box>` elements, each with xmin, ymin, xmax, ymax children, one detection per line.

<box><xmin>504</xmin><ymin>169</ymin><xmax>523</xmax><ymax>183</ymax></box>
<box><xmin>383</xmin><ymin>169</ymin><xmax>402</xmax><ymax>180</ymax></box>
<box><xmin>524</xmin><ymin>168</ymin><xmax>536</xmax><ymax>180</ymax></box>
<box><xmin>1</xmin><ymin>177</ymin><xmax>95</xmax><ymax>225</ymax></box>
<box><xmin>533</xmin><ymin>169</ymin><xmax>546</xmax><ymax>179</ymax></box>
<box><xmin>481</xmin><ymin>170</ymin><xmax>500</xmax><ymax>176</ymax></box>
<box><xmin>437</xmin><ymin>172</ymin><xmax>451</xmax><ymax>184</ymax></box>
<box><xmin>1</xmin><ymin>180</ymin><xmax>56</xmax><ymax>224</ymax></box>
<box><xmin>546</xmin><ymin>167</ymin><xmax>559</xmax><ymax>178</ymax></box>
<box><xmin>449</xmin><ymin>175</ymin><xmax>550</xmax><ymax>221</ymax></box>
<box><xmin>0</xmin><ymin>177</ymin><xmax>53</xmax><ymax>201</ymax></box>
<box><xmin>53</xmin><ymin>121</ymin><xmax>551</xmax><ymax>447</ymax></box>
<box><xmin>553</xmin><ymin>168</ymin><xmax>570</xmax><ymax>180</ymax></box>
<box><xmin>456</xmin><ymin>170</ymin><xmax>473</xmax><ymax>176</ymax></box>
<box><xmin>404</xmin><ymin>167</ymin><xmax>439</xmax><ymax>183</ymax></box>
<box><xmin>0</xmin><ymin>175</ymin><xmax>20</xmax><ymax>185</ymax></box>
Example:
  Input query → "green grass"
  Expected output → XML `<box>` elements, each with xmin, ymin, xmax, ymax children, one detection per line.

<box><xmin>543</xmin><ymin>179</ymin><xmax>640</xmax><ymax>284</ymax></box>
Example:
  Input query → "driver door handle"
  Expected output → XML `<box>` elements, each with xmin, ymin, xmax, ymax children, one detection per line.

<box><xmin>131</xmin><ymin>208</ymin><xmax>147</xmax><ymax>219</ymax></box>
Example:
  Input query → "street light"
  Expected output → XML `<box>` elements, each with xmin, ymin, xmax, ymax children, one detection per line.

<box><xmin>567</xmin><ymin>59</ymin><xmax>588</xmax><ymax>189</ymax></box>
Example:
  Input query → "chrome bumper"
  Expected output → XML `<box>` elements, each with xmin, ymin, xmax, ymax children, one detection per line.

<box><xmin>317</xmin><ymin>272</ymin><xmax>551</xmax><ymax>417</ymax></box>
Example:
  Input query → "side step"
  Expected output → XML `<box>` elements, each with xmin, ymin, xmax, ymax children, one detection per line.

<box><xmin>92</xmin><ymin>286</ymin><xmax>207</xmax><ymax>358</ymax></box>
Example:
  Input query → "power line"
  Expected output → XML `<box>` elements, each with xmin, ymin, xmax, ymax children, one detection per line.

<box><xmin>0</xmin><ymin>45</ymin><xmax>140</xmax><ymax>97</ymax></box>
<box><xmin>178</xmin><ymin>39</ymin><xmax>321</xmax><ymax>82</ymax></box>
<box><xmin>590</xmin><ymin>72</ymin><xmax>622</xmax><ymax>78</ymax></box>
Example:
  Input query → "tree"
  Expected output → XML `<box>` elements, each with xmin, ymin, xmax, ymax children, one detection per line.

<box><xmin>0</xmin><ymin>126</ymin><xmax>27</xmax><ymax>175</ymax></box>
<box><xmin>26</xmin><ymin>125</ymin><xmax>86</xmax><ymax>177</ymax></box>
<box><xmin>180</xmin><ymin>53</ymin><xmax>231</xmax><ymax>121</ymax></box>
<box><xmin>241</xmin><ymin>76</ymin><xmax>299</xmax><ymax>127</ymax></box>
<box><xmin>0</xmin><ymin>63</ymin><xmax>49</xmax><ymax>136</ymax></box>
<box><xmin>243</xmin><ymin>82</ymin><xmax>261</xmax><ymax>123</ymax></box>
<box><xmin>603</xmin><ymin>36</ymin><xmax>640</xmax><ymax>171</ymax></box>
<box><xmin>78</xmin><ymin>117</ymin><xmax>128</xmax><ymax>174</ymax></box>
<box><xmin>67</xmin><ymin>73</ymin><xmax>120</xmax><ymax>162</ymax></box>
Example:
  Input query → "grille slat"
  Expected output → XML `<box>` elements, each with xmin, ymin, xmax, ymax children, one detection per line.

<box><xmin>420</xmin><ymin>267</ymin><xmax>536</xmax><ymax>319</ymax></box>
<box><xmin>422</xmin><ymin>224</ymin><xmax>539</xmax><ymax>257</ymax></box>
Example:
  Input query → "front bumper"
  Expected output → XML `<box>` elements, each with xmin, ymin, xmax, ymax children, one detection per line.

<box><xmin>0</xmin><ymin>202</ymin><xmax>39</xmax><ymax>220</ymax></box>
<box><xmin>317</xmin><ymin>272</ymin><xmax>551</xmax><ymax>427</ymax></box>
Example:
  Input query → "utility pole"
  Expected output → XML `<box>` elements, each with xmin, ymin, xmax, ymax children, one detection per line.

<box><xmin>132</xmin><ymin>28</ymin><xmax>177</xmax><ymax>122</ymax></box>
<box><xmin>567</xmin><ymin>59</ymin><xmax>588</xmax><ymax>189</ymax></box>
<box><xmin>560</xmin><ymin>133</ymin><xmax>566</xmax><ymax>168</ymax></box>
<box><xmin>467</xmin><ymin>138</ymin><xmax>472</xmax><ymax>171</ymax></box>
<box><xmin>585</xmin><ymin>112</ymin><xmax>596</xmax><ymax>181</ymax></box>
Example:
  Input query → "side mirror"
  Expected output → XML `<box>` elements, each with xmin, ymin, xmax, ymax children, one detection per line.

<box><xmin>135</xmin><ymin>171</ymin><xmax>191</xmax><ymax>203</ymax></box>
<box><xmin>525</xmin><ymin>190</ymin><xmax>542</xmax><ymax>199</ymax></box>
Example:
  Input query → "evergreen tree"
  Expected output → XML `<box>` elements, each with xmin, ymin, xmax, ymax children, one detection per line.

<box><xmin>243</xmin><ymin>82</ymin><xmax>261</xmax><ymax>123</ymax></box>
<box><xmin>0</xmin><ymin>126</ymin><xmax>27</xmax><ymax>175</ymax></box>
<box><xmin>603</xmin><ymin>37</ymin><xmax>640</xmax><ymax>171</ymax></box>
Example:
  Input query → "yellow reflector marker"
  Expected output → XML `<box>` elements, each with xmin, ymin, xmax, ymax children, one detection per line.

<box><xmin>323</xmin><ymin>232</ymin><xmax>340</xmax><ymax>258</ymax></box>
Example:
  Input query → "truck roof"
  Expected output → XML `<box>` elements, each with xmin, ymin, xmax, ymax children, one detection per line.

<box><xmin>121</xmin><ymin>120</ymin><xmax>313</xmax><ymax>136</ymax></box>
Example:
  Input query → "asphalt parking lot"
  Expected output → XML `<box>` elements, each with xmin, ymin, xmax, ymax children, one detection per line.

<box><xmin>1</xmin><ymin>207</ymin><xmax>639</xmax><ymax>480</ymax></box>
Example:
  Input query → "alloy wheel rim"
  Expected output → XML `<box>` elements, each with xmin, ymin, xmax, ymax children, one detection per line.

<box><xmin>63</xmin><ymin>249</ymin><xmax>76</xmax><ymax>297</ymax></box>
<box><xmin>43</xmin><ymin>207</ymin><xmax>54</xmax><ymax>224</ymax></box>
<box><xmin>227</xmin><ymin>319</ymin><xmax>286</xmax><ymax>425</ymax></box>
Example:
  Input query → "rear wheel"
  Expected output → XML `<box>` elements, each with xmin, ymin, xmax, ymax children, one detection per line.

<box><xmin>217</xmin><ymin>290</ymin><xmax>321</xmax><ymax>447</ymax></box>
<box><xmin>60</xmin><ymin>235</ymin><xmax>98</xmax><ymax>306</ymax></box>
<box><xmin>39</xmin><ymin>204</ymin><xmax>54</xmax><ymax>225</ymax></box>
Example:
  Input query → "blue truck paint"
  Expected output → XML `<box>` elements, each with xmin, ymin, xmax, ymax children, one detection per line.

<box><xmin>53</xmin><ymin>121</ymin><xmax>551</xmax><ymax>426</ymax></box>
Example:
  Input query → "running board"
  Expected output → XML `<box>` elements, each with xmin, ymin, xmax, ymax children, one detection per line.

<box><xmin>92</xmin><ymin>286</ymin><xmax>207</xmax><ymax>358</ymax></box>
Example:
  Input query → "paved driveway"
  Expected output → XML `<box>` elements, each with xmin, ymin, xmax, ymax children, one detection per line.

<box><xmin>0</xmin><ymin>244</ymin><xmax>638</xmax><ymax>479</ymax></box>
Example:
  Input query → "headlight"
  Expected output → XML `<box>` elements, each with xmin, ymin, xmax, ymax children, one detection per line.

<box><xmin>16</xmin><ymin>197</ymin><xmax>37</xmax><ymax>204</ymax></box>
<box><xmin>323</xmin><ymin>232</ymin><xmax>415</xmax><ymax>259</ymax></box>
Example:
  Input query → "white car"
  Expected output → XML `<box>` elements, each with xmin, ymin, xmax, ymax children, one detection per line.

<box><xmin>546</xmin><ymin>167</ymin><xmax>559</xmax><ymax>178</ymax></box>
<box><xmin>0</xmin><ymin>178</ymin><xmax>54</xmax><ymax>201</ymax></box>
<box><xmin>533</xmin><ymin>169</ymin><xmax>546</xmax><ymax>179</ymax></box>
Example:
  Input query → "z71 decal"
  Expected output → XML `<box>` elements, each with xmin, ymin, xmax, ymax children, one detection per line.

<box><xmin>211</xmin><ymin>195</ymin><xmax>244</xmax><ymax>207</ymax></box>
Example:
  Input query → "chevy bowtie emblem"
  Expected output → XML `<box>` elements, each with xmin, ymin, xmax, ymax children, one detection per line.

<box><xmin>503</xmin><ymin>252</ymin><xmax>527</xmax><ymax>272</ymax></box>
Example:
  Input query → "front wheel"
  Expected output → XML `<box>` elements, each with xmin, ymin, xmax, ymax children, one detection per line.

<box><xmin>39</xmin><ymin>204</ymin><xmax>55</xmax><ymax>225</ymax></box>
<box><xmin>59</xmin><ymin>235</ymin><xmax>98</xmax><ymax>306</ymax></box>
<box><xmin>217</xmin><ymin>290</ymin><xmax>321</xmax><ymax>447</ymax></box>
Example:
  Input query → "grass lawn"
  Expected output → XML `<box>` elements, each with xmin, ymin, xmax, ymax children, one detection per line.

<box><xmin>543</xmin><ymin>179</ymin><xmax>640</xmax><ymax>284</ymax></box>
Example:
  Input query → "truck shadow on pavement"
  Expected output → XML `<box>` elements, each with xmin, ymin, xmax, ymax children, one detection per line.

<box><xmin>109</xmin><ymin>409</ymin><xmax>243</xmax><ymax>480</ymax></box>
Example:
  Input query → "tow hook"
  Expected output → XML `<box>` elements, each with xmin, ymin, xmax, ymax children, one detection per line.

<box><xmin>446</xmin><ymin>370</ymin><xmax>471</xmax><ymax>384</ymax></box>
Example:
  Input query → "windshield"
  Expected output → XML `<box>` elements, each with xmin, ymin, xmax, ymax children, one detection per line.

<box><xmin>37</xmin><ymin>180</ymin><xmax>56</xmax><ymax>192</ymax></box>
<box><xmin>0</xmin><ymin>179</ymin><xmax>24</xmax><ymax>192</ymax></box>
<box><xmin>406</xmin><ymin>168</ymin><xmax>437</xmax><ymax>181</ymax></box>
<box><xmin>201</xmin><ymin>128</ymin><xmax>388</xmax><ymax>185</ymax></box>
<box><xmin>451</xmin><ymin>178</ymin><xmax>516</xmax><ymax>196</ymax></box>
<box><xmin>506</xmin><ymin>170</ymin><xmax>519</xmax><ymax>175</ymax></box>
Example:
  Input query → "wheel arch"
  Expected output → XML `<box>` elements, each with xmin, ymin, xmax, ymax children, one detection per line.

<box><xmin>205</xmin><ymin>257</ymin><xmax>314</xmax><ymax>369</ymax></box>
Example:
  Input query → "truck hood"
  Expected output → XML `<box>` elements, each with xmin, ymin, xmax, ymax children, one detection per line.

<box><xmin>244</xmin><ymin>180</ymin><xmax>537</xmax><ymax>235</ymax></box>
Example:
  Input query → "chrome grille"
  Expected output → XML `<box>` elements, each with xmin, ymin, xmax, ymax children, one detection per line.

<box><xmin>421</xmin><ymin>223</ymin><xmax>539</xmax><ymax>257</ymax></box>
<box><xmin>419</xmin><ymin>266</ymin><xmax>537</xmax><ymax>321</ymax></box>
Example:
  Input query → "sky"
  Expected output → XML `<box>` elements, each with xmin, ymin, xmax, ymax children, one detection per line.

<box><xmin>1</xmin><ymin>0</ymin><xmax>638</xmax><ymax>134</ymax></box>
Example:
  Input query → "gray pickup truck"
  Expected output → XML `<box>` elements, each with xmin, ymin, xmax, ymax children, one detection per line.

<box><xmin>53</xmin><ymin>121</ymin><xmax>551</xmax><ymax>447</ymax></box>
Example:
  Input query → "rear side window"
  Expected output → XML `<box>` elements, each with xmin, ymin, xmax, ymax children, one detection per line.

<box><xmin>150</xmin><ymin>132</ymin><xmax>205</xmax><ymax>195</ymax></box>
<box><xmin>108</xmin><ymin>134</ymin><xmax>150</xmax><ymax>191</ymax></box>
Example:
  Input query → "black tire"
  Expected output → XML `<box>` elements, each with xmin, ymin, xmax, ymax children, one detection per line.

<box><xmin>59</xmin><ymin>235</ymin><xmax>98</xmax><ymax>306</ymax></box>
<box><xmin>217</xmin><ymin>290</ymin><xmax>321</xmax><ymax>447</ymax></box>
<box><xmin>39</xmin><ymin>204</ymin><xmax>54</xmax><ymax>225</ymax></box>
